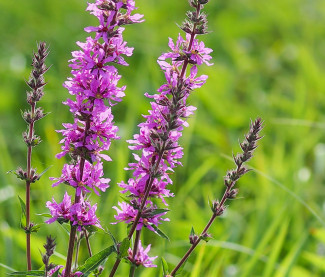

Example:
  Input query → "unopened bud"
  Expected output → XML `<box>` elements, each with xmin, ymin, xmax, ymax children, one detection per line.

<box><xmin>227</xmin><ymin>188</ymin><xmax>239</xmax><ymax>199</ymax></box>
<box><xmin>189</xmin><ymin>233</ymin><xmax>199</xmax><ymax>244</ymax></box>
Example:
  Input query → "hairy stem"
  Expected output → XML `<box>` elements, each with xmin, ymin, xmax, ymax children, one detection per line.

<box><xmin>26</xmin><ymin>102</ymin><xmax>35</xmax><ymax>271</ymax></box>
<box><xmin>74</xmin><ymin>233</ymin><xmax>81</xmax><ymax>270</ymax></box>
<box><xmin>26</xmin><ymin>182</ymin><xmax>31</xmax><ymax>271</ymax></box>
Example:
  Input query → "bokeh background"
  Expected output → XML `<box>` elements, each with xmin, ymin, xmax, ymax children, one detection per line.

<box><xmin>1</xmin><ymin>0</ymin><xmax>325</xmax><ymax>276</ymax></box>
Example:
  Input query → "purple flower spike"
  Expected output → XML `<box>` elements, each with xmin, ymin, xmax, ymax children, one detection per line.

<box><xmin>115</xmin><ymin>2</ymin><xmax>212</xmax><ymax>233</ymax></box>
<box><xmin>128</xmin><ymin>240</ymin><xmax>157</xmax><ymax>268</ymax></box>
<box><xmin>48</xmin><ymin>0</ymin><xmax>143</xmax><ymax>233</ymax></box>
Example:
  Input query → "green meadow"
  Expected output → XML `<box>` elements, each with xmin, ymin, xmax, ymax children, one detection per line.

<box><xmin>1</xmin><ymin>0</ymin><xmax>325</xmax><ymax>276</ymax></box>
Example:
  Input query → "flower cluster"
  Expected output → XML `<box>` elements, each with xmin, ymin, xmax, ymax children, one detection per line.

<box><xmin>114</xmin><ymin>1</ymin><xmax>213</xmax><ymax>234</ymax></box>
<box><xmin>113</xmin><ymin>201</ymin><xmax>169</xmax><ymax>232</ymax></box>
<box><xmin>127</xmin><ymin>240</ymin><xmax>157</xmax><ymax>268</ymax></box>
<box><xmin>46</xmin><ymin>0</ymin><xmax>143</xmax><ymax>232</ymax></box>
<box><xmin>46</xmin><ymin>192</ymin><xmax>101</xmax><ymax>231</ymax></box>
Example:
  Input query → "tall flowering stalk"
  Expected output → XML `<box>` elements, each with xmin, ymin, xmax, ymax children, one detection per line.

<box><xmin>110</xmin><ymin>0</ymin><xmax>212</xmax><ymax>275</ymax></box>
<box><xmin>168</xmin><ymin>118</ymin><xmax>264</xmax><ymax>276</ymax></box>
<box><xmin>15</xmin><ymin>42</ymin><xmax>50</xmax><ymax>271</ymax></box>
<box><xmin>45</xmin><ymin>1</ymin><xmax>143</xmax><ymax>276</ymax></box>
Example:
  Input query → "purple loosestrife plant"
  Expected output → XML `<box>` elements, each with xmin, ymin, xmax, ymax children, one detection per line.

<box><xmin>15</xmin><ymin>42</ymin><xmax>50</xmax><ymax>271</ymax></box>
<box><xmin>110</xmin><ymin>0</ymin><xmax>213</xmax><ymax>276</ymax></box>
<box><xmin>45</xmin><ymin>1</ymin><xmax>143</xmax><ymax>276</ymax></box>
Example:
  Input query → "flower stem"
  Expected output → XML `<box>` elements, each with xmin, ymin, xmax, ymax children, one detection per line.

<box><xmin>109</xmin><ymin>259</ymin><xmax>121</xmax><ymax>277</ymax></box>
<box><xmin>129</xmin><ymin>229</ymin><xmax>141</xmax><ymax>277</ymax></box>
<box><xmin>74</xmin><ymin>233</ymin><xmax>81</xmax><ymax>269</ymax></box>
<box><xmin>64</xmin><ymin>103</ymin><xmax>93</xmax><ymax>277</ymax></box>
<box><xmin>65</xmin><ymin>225</ymin><xmax>77</xmax><ymax>276</ymax></box>
<box><xmin>64</xmin><ymin>194</ymin><xmax>80</xmax><ymax>277</ymax></box>
<box><xmin>26</xmin><ymin>102</ymin><xmax>35</xmax><ymax>271</ymax></box>
<box><xmin>83</xmin><ymin>229</ymin><xmax>93</xmax><ymax>257</ymax></box>
<box><xmin>26</xmin><ymin>182</ymin><xmax>31</xmax><ymax>271</ymax></box>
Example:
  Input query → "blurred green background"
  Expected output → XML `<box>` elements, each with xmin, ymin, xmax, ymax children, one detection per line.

<box><xmin>1</xmin><ymin>0</ymin><xmax>325</xmax><ymax>276</ymax></box>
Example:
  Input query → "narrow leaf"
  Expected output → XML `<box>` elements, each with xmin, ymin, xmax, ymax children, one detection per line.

<box><xmin>18</xmin><ymin>196</ymin><xmax>26</xmax><ymax>229</ymax></box>
<box><xmin>36</xmin><ymin>213</ymin><xmax>52</xmax><ymax>218</ymax></box>
<box><xmin>150</xmin><ymin>208</ymin><xmax>170</xmax><ymax>216</ymax></box>
<box><xmin>190</xmin><ymin>227</ymin><xmax>195</xmax><ymax>237</ymax></box>
<box><xmin>76</xmin><ymin>245</ymin><xmax>115</xmax><ymax>276</ymax></box>
<box><xmin>36</xmin><ymin>165</ymin><xmax>53</xmax><ymax>181</ymax></box>
<box><xmin>120</xmin><ymin>195</ymin><xmax>131</xmax><ymax>204</ymax></box>
<box><xmin>161</xmin><ymin>257</ymin><xmax>169</xmax><ymax>275</ymax></box>
<box><xmin>105</xmin><ymin>228</ymin><xmax>118</xmax><ymax>251</ymax></box>
<box><xmin>7</xmin><ymin>270</ymin><xmax>44</xmax><ymax>276</ymax></box>
<box><xmin>150</xmin><ymin>224</ymin><xmax>169</xmax><ymax>241</ymax></box>
<box><xmin>208</xmin><ymin>197</ymin><xmax>214</xmax><ymax>212</ymax></box>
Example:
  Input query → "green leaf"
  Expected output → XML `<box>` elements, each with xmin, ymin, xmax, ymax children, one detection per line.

<box><xmin>36</xmin><ymin>213</ymin><xmax>51</xmax><ymax>218</ymax></box>
<box><xmin>105</xmin><ymin>228</ymin><xmax>118</xmax><ymax>251</ymax></box>
<box><xmin>51</xmin><ymin>270</ymin><xmax>59</xmax><ymax>277</ymax></box>
<box><xmin>18</xmin><ymin>196</ymin><xmax>26</xmax><ymax>230</ymax></box>
<box><xmin>200</xmin><ymin>234</ymin><xmax>212</xmax><ymax>242</ymax></box>
<box><xmin>85</xmin><ymin>225</ymin><xmax>99</xmax><ymax>235</ymax></box>
<box><xmin>120</xmin><ymin>195</ymin><xmax>131</xmax><ymax>204</ymax></box>
<box><xmin>208</xmin><ymin>197</ymin><xmax>214</xmax><ymax>213</ymax></box>
<box><xmin>77</xmin><ymin>245</ymin><xmax>115</xmax><ymax>276</ymax></box>
<box><xmin>149</xmin><ymin>208</ymin><xmax>170</xmax><ymax>216</ymax></box>
<box><xmin>7</xmin><ymin>270</ymin><xmax>44</xmax><ymax>276</ymax></box>
<box><xmin>161</xmin><ymin>257</ymin><xmax>169</xmax><ymax>276</ymax></box>
<box><xmin>36</xmin><ymin>165</ymin><xmax>53</xmax><ymax>181</ymax></box>
<box><xmin>150</xmin><ymin>224</ymin><xmax>169</xmax><ymax>241</ymax></box>
<box><xmin>190</xmin><ymin>226</ymin><xmax>195</xmax><ymax>237</ymax></box>
<box><xmin>118</xmin><ymin>238</ymin><xmax>130</xmax><ymax>259</ymax></box>
<box><xmin>0</xmin><ymin>263</ymin><xmax>17</xmax><ymax>272</ymax></box>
